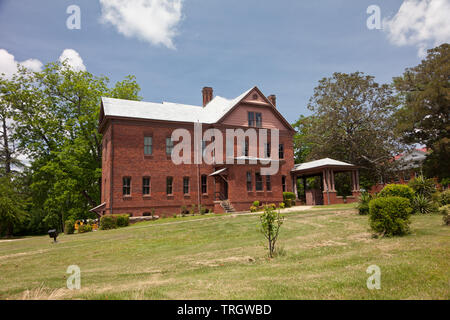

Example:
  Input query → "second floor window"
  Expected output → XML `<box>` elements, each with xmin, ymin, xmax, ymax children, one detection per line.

<box><xmin>183</xmin><ymin>177</ymin><xmax>189</xmax><ymax>194</ymax></box>
<box><xmin>279</xmin><ymin>143</ymin><xmax>284</xmax><ymax>159</ymax></box>
<box><xmin>255</xmin><ymin>112</ymin><xmax>262</xmax><ymax>127</ymax></box>
<box><xmin>246</xmin><ymin>171</ymin><xmax>252</xmax><ymax>191</ymax></box>
<box><xmin>248</xmin><ymin>112</ymin><xmax>255</xmax><ymax>126</ymax></box>
<box><xmin>244</xmin><ymin>140</ymin><xmax>249</xmax><ymax>157</ymax></box>
<box><xmin>166</xmin><ymin>138</ymin><xmax>174</xmax><ymax>155</ymax></box>
<box><xmin>255</xmin><ymin>172</ymin><xmax>263</xmax><ymax>191</ymax></box>
<box><xmin>123</xmin><ymin>177</ymin><xmax>131</xmax><ymax>196</ymax></box>
<box><xmin>201</xmin><ymin>175</ymin><xmax>207</xmax><ymax>194</ymax></box>
<box><xmin>166</xmin><ymin>176</ymin><xmax>173</xmax><ymax>195</ymax></box>
<box><xmin>144</xmin><ymin>136</ymin><xmax>152</xmax><ymax>155</ymax></box>
<box><xmin>142</xmin><ymin>177</ymin><xmax>150</xmax><ymax>195</ymax></box>
<box><xmin>264</xmin><ymin>143</ymin><xmax>271</xmax><ymax>158</ymax></box>
<box><xmin>248</xmin><ymin>112</ymin><xmax>262</xmax><ymax>127</ymax></box>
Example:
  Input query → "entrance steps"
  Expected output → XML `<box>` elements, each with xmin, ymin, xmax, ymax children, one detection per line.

<box><xmin>220</xmin><ymin>200</ymin><xmax>235</xmax><ymax>213</ymax></box>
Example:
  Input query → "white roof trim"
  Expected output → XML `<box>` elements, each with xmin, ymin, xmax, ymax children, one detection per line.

<box><xmin>90</xmin><ymin>202</ymin><xmax>106</xmax><ymax>212</ymax></box>
<box><xmin>292</xmin><ymin>158</ymin><xmax>355</xmax><ymax>172</ymax></box>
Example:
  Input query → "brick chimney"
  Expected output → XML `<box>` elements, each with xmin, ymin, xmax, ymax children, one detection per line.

<box><xmin>202</xmin><ymin>87</ymin><xmax>213</xmax><ymax>106</ymax></box>
<box><xmin>268</xmin><ymin>94</ymin><xmax>276</xmax><ymax>108</ymax></box>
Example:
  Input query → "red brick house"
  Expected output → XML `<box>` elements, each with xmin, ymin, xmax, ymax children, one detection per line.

<box><xmin>94</xmin><ymin>86</ymin><xmax>297</xmax><ymax>217</ymax></box>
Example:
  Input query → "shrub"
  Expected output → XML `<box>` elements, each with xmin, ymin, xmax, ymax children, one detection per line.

<box><xmin>100</xmin><ymin>215</ymin><xmax>117</xmax><ymax>230</ymax></box>
<box><xmin>78</xmin><ymin>224</ymin><xmax>93</xmax><ymax>233</ymax></box>
<box><xmin>378</xmin><ymin>184</ymin><xmax>414</xmax><ymax>202</ymax></box>
<box><xmin>438</xmin><ymin>190</ymin><xmax>450</xmax><ymax>206</ymax></box>
<box><xmin>357</xmin><ymin>192</ymin><xmax>372</xmax><ymax>215</ymax></box>
<box><xmin>250</xmin><ymin>205</ymin><xmax>258</xmax><ymax>213</ymax></box>
<box><xmin>283</xmin><ymin>192</ymin><xmax>296</xmax><ymax>201</ymax></box>
<box><xmin>411</xmin><ymin>194</ymin><xmax>438</xmax><ymax>214</ymax></box>
<box><xmin>252</xmin><ymin>200</ymin><xmax>260</xmax><ymax>207</ymax></box>
<box><xmin>114</xmin><ymin>214</ymin><xmax>129</xmax><ymax>227</ymax></box>
<box><xmin>279</xmin><ymin>202</ymin><xmax>285</xmax><ymax>209</ymax></box>
<box><xmin>260</xmin><ymin>205</ymin><xmax>284</xmax><ymax>258</ymax></box>
<box><xmin>408</xmin><ymin>175</ymin><xmax>436</xmax><ymax>199</ymax></box>
<box><xmin>190</xmin><ymin>204</ymin><xmax>196</xmax><ymax>215</ymax></box>
<box><xmin>283</xmin><ymin>199</ymin><xmax>292</xmax><ymax>208</ymax></box>
<box><xmin>439</xmin><ymin>205</ymin><xmax>450</xmax><ymax>225</ymax></box>
<box><xmin>268</xmin><ymin>203</ymin><xmax>276</xmax><ymax>210</ymax></box>
<box><xmin>180</xmin><ymin>205</ymin><xmax>189</xmax><ymax>215</ymax></box>
<box><xmin>369</xmin><ymin>196</ymin><xmax>412</xmax><ymax>236</ymax></box>
<box><xmin>64</xmin><ymin>220</ymin><xmax>75</xmax><ymax>234</ymax></box>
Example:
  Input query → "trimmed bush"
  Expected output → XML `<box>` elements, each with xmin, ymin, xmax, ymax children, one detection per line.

<box><xmin>250</xmin><ymin>205</ymin><xmax>258</xmax><ymax>213</ymax></box>
<box><xmin>411</xmin><ymin>194</ymin><xmax>438</xmax><ymax>214</ymax></box>
<box><xmin>283</xmin><ymin>192</ymin><xmax>296</xmax><ymax>201</ymax></box>
<box><xmin>78</xmin><ymin>224</ymin><xmax>93</xmax><ymax>233</ymax></box>
<box><xmin>357</xmin><ymin>192</ymin><xmax>372</xmax><ymax>215</ymax></box>
<box><xmin>283</xmin><ymin>199</ymin><xmax>292</xmax><ymax>208</ymax></box>
<box><xmin>438</xmin><ymin>190</ymin><xmax>450</xmax><ymax>206</ymax></box>
<box><xmin>369</xmin><ymin>196</ymin><xmax>412</xmax><ymax>236</ymax></box>
<box><xmin>252</xmin><ymin>201</ymin><xmax>260</xmax><ymax>207</ymax></box>
<box><xmin>378</xmin><ymin>184</ymin><xmax>414</xmax><ymax>202</ymax></box>
<box><xmin>279</xmin><ymin>202</ymin><xmax>285</xmax><ymax>209</ymax></box>
<box><xmin>64</xmin><ymin>220</ymin><xmax>75</xmax><ymax>234</ymax></box>
<box><xmin>439</xmin><ymin>205</ymin><xmax>450</xmax><ymax>225</ymax></box>
<box><xmin>114</xmin><ymin>214</ymin><xmax>129</xmax><ymax>227</ymax></box>
<box><xmin>100</xmin><ymin>215</ymin><xmax>117</xmax><ymax>230</ymax></box>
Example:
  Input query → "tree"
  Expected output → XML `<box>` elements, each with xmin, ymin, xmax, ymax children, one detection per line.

<box><xmin>260</xmin><ymin>205</ymin><xmax>284</xmax><ymax>258</ymax></box>
<box><xmin>0</xmin><ymin>176</ymin><xmax>28</xmax><ymax>237</ymax></box>
<box><xmin>304</xmin><ymin>72</ymin><xmax>404</xmax><ymax>189</ymax></box>
<box><xmin>393</xmin><ymin>44</ymin><xmax>450</xmax><ymax>181</ymax></box>
<box><xmin>2</xmin><ymin>61</ymin><xmax>141</xmax><ymax>232</ymax></box>
<box><xmin>292</xmin><ymin>115</ymin><xmax>314</xmax><ymax>164</ymax></box>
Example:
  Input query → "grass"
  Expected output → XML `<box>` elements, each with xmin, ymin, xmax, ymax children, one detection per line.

<box><xmin>0</xmin><ymin>204</ymin><xmax>448</xmax><ymax>300</ymax></box>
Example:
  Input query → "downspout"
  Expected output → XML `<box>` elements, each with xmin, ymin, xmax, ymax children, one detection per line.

<box><xmin>110</xmin><ymin>121</ymin><xmax>114</xmax><ymax>215</ymax></box>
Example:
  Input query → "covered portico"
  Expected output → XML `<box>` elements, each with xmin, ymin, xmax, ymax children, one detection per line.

<box><xmin>291</xmin><ymin>158</ymin><xmax>360</xmax><ymax>205</ymax></box>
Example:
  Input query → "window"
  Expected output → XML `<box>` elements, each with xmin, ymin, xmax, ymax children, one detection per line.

<box><xmin>144</xmin><ymin>136</ymin><xmax>152</xmax><ymax>155</ymax></box>
<box><xmin>279</xmin><ymin>143</ymin><xmax>284</xmax><ymax>159</ymax></box>
<box><xmin>266</xmin><ymin>175</ymin><xmax>271</xmax><ymax>191</ymax></box>
<box><xmin>255</xmin><ymin>172</ymin><xmax>263</xmax><ymax>191</ymax></box>
<box><xmin>244</xmin><ymin>140</ymin><xmax>249</xmax><ymax>157</ymax></box>
<box><xmin>166</xmin><ymin>137</ymin><xmax>174</xmax><ymax>155</ymax></box>
<box><xmin>201</xmin><ymin>175</ymin><xmax>207</xmax><ymax>194</ymax></box>
<box><xmin>248</xmin><ymin>112</ymin><xmax>255</xmax><ymax>126</ymax></box>
<box><xmin>282</xmin><ymin>176</ymin><xmax>286</xmax><ymax>192</ymax></box>
<box><xmin>246</xmin><ymin>171</ymin><xmax>252</xmax><ymax>191</ymax></box>
<box><xmin>202</xmin><ymin>140</ymin><xmax>207</xmax><ymax>156</ymax></box>
<box><xmin>183</xmin><ymin>177</ymin><xmax>189</xmax><ymax>194</ymax></box>
<box><xmin>166</xmin><ymin>177</ymin><xmax>173</xmax><ymax>195</ymax></box>
<box><xmin>403</xmin><ymin>172</ymin><xmax>411</xmax><ymax>182</ymax></box>
<box><xmin>255</xmin><ymin>112</ymin><xmax>262</xmax><ymax>127</ymax></box>
<box><xmin>264</xmin><ymin>143</ymin><xmax>271</xmax><ymax>158</ymax></box>
<box><xmin>123</xmin><ymin>177</ymin><xmax>131</xmax><ymax>196</ymax></box>
<box><xmin>142</xmin><ymin>177</ymin><xmax>150</xmax><ymax>195</ymax></box>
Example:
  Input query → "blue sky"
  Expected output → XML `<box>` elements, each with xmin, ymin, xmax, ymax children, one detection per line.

<box><xmin>0</xmin><ymin>0</ymin><xmax>448</xmax><ymax>123</ymax></box>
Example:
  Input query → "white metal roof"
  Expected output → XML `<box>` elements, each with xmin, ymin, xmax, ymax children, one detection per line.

<box><xmin>292</xmin><ymin>158</ymin><xmax>355</xmax><ymax>172</ymax></box>
<box><xmin>209</xmin><ymin>168</ymin><xmax>227</xmax><ymax>176</ymax></box>
<box><xmin>101</xmin><ymin>88</ymin><xmax>252</xmax><ymax>124</ymax></box>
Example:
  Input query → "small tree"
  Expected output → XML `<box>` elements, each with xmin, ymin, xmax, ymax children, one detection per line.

<box><xmin>260</xmin><ymin>205</ymin><xmax>284</xmax><ymax>258</ymax></box>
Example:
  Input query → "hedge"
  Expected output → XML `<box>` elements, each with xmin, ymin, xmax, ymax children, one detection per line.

<box><xmin>64</xmin><ymin>220</ymin><xmax>75</xmax><ymax>234</ymax></box>
<box><xmin>100</xmin><ymin>214</ymin><xmax>130</xmax><ymax>230</ymax></box>
<box><xmin>369</xmin><ymin>196</ymin><xmax>412</xmax><ymax>236</ymax></box>
<box><xmin>378</xmin><ymin>184</ymin><xmax>415</xmax><ymax>202</ymax></box>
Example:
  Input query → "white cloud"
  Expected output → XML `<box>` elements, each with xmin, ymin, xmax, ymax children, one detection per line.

<box><xmin>0</xmin><ymin>49</ymin><xmax>43</xmax><ymax>79</ymax></box>
<box><xmin>383</xmin><ymin>0</ymin><xmax>450</xmax><ymax>57</ymax></box>
<box><xmin>99</xmin><ymin>0</ymin><xmax>183</xmax><ymax>49</ymax></box>
<box><xmin>59</xmin><ymin>49</ymin><xmax>86</xmax><ymax>71</ymax></box>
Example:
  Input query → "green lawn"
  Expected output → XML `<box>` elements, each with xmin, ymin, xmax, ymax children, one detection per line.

<box><xmin>0</xmin><ymin>204</ymin><xmax>449</xmax><ymax>300</ymax></box>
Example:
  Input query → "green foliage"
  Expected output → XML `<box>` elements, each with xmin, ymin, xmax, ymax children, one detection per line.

<box><xmin>438</xmin><ymin>205</ymin><xmax>450</xmax><ymax>225</ymax></box>
<box><xmin>0</xmin><ymin>177</ymin><xmax>28</xmax><ymax>237</ymax></box>
<box><xmin>393</xmin><ymin>44</ymin><xmax>449</xmax><ymax>180</ymax></box>
<box><xmin>440</xmin><ymin>177</ymin><xmax>450</xmax><ymax>188</ymax></box>
<box><xmin>411</xmin><ymin>194</ymin><xmax>438</xmax><ymax>214</ymax></box>
<box><xmin>437</xmin><ymin>190</ymin><xmax>450</xmax><ymax>206</ymax></box>
<box><xmin>78</xmin><ymin>223</ymin><xmax>93</xmax><ymax>233</ymax></box>
<box><xmin>292</xmin><ymin>115</ymin><xmax>314</xmax><ymax>163</ymax></box>
<box><xmin>268</xmin><ymin>203</ymin><xmax>276</xmax><ymax>210</ymax></box>
<box><xmin>357</xmin><ymin>191</ymin><xmax>373</xmax><ymax>215</ymax></box>
<box><xmin>64</xmin><ymin>220</ymin><xmax>75</xmax><ymax>234</ymax></box>
<box><xmin>335</xmin><ymin>172</ymin><xmax>352</xmax><ymax>197</ymax></box>
<box><xmin>250</xmin><ymin>206</ymin><xmax>258</xmax><ymax>213</ymax></box>
<box><xmin>1</xmin><ymin>61</ymin><xmax>141</xmax><ymax>234</ymax></box>
<box><xmin>114</xmin><ymin>214</ymin><xmax>129</xmax><ymax>227</ymax></box>
<box><xmin>283</xmin><ymin>192</ymin><xmax>296</xmax><ymax>201</ymax></box>
<box><xmin>378</xmin><ymin>184</ymin><xmax>415</xmax><ymax>202</ymax></box>
<box><xmin>369</xmin><ymin>196</ymin><xmax>412</xmax><ymax>236</ymax></box>
<box><xmin>408</xmin><ymin>175</ymin><xmax>436</xmax><ymax>199</ymax></box>
<box><xmin>283</xmin><ymin>199</ymin><xmax>292</xmax><ymax>208</ymax></box>
<box><xmin>100</xmin><ymin>215</ymin><xmax>117</xmax><ymax>230</ymax></box>
<box><xmin>278</xmin><ymin>202</ymin><xmax>285</xmax><ymax>209</ymax></box>
<box><xmin>252</xmin><ymin>200</ymin><xmax>260</xmax><ymax>207</ymax></box>
<box><xmin>260</xmin><ymin>205</ymin><xmax>284</xmax><ymax>258</ymax></box>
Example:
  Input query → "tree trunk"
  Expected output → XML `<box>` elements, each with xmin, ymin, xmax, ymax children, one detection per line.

<box><xmin>2</xmin><ymin>116</ymin><xmax>11</xmax><ymax>174</ymax></box>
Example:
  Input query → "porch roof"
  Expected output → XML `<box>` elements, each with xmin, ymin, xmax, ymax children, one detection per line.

<box><xmin>90</xmin><ymin>202</ymin><xmax>106</xmax><ymax>213</ymax></box>
<box><xmin>292</xmin><ymin>158</ymin><xmax>356</xmax><ymax>175</ymax></box>
<box><xmin>209</xmin><ymin>168</ymin><xmax>227</xmax><ymax>176</ymax></box>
